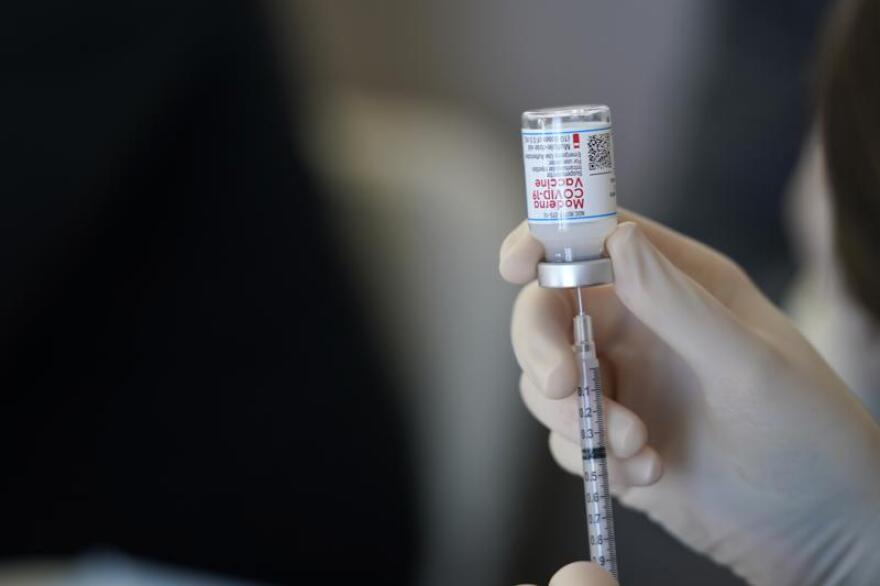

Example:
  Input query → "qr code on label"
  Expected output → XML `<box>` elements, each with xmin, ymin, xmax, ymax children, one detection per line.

<box><xmin>587</xmin><ymin>132</ymin><xmax>613</xmax><ymax>171</ymax></box>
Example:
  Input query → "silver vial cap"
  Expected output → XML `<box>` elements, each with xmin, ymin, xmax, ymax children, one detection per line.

<box><xmin>537</xmin><ymin>258</ymin><xmax>614</xmax><ymax>289</ymax></box>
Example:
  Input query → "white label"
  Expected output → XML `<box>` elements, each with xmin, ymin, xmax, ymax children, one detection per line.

<box><xmin>521</xmin><ymin>128</ymin><xmax>617</xmax><ymax>223</ymax></box>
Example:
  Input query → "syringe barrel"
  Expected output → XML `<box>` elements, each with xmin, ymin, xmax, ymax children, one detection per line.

<box><xmin>521</xmin><ymin>105</ymin><xmax>618</xmax><ymax>262</ymax></box>
<box><xmin>573</xmin><ymin>314</ymin><xmax>619</xmax><ymax>578</ymax></box>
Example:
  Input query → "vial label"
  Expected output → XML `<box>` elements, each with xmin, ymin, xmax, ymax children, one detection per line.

<box><xmin>522</xmin><ymin>128</ymin><xmax>617</xmax><ymax>223</ymax></box>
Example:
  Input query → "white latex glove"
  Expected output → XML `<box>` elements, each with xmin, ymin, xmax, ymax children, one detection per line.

<box><xmin>517</xmin><ymin>561</ymin><xmax>618</xmax><ymax>586</ymax></box>
<box><xmin>500</xmin><ymin>210</ymin><xmax>880</xmax><ymax>586</ymax></box>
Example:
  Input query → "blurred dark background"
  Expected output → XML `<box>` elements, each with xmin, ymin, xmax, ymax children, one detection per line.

<box><xmin>0</xmin><ymin>0</ymin><xmax>832</xmax><ymax>584</ymax></box>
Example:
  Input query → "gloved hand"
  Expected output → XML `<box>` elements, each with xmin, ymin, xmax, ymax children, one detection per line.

<box><xmin>517</xmin><ymin>561</ymin><xmax>618</xmax><ymax>586</ymax></box>
<box><xmin>500</xmin><ymin>210</ymin><xmax>880</xmax><ymax>586</ymax></box>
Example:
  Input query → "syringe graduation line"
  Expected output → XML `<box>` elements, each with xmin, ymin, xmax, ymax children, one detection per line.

<box><xmin>574</xmin><ymin>287</ymin><xmax>618</xmax><ymax>578</ymax></box>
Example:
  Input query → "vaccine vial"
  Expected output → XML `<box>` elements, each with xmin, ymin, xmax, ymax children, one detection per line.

<box><xmin>521</xmin><ymin>105</ymin><xmax>618</xmax><ymax>262</ymax></box>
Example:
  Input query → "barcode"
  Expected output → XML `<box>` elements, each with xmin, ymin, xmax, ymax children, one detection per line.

<box><xmin>587</xmin><ymin>132</ymin><xmax>613</xmax><ymax>171</ymax></box>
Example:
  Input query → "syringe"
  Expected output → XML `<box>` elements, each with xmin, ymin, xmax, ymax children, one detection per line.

<box><xmin>573</xmin><ymin>287</ymin><xmax>617</xmax><ymax>577</ymax></box>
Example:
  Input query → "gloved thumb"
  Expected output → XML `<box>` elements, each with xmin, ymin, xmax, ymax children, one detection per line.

<box><xmin>606</xmin><ymin>222</ymin><xmax>756</xmax><ymax>370</ymax></box>
<box><xmin>548</xmin><ymin>561</ymin><xmax>619</xmax><ymax>586</ymax></box>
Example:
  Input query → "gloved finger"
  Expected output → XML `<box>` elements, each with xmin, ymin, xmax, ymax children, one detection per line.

<box><xmin>614</xmin><ymin>444</ymin><xmax>662</xmax><ymax>486</ymax></box>
<box><xmin>500</xmin><ymin>220</ymin><xmax>544</xmax><ymax>284</ymax></box>
<box><xmin>617</xmin><ymin>209</ymin><xmax>752</xmax><ymax>307</ymax></box>
<box><xmin>549</xmin><ymin>433</ymin><xmax>662</xmax><ymax>488</ymax></box>
<box><xmin>549</xmin><ymin>561</ymin><xmax>619</xmax><ymax>586</ymax></box>
<box><xmin>617</xmin><ymin>210</ymin><xmax>789</xmax><ymax>332</ymax></box>
<box><xmin>521</xmin><ymin>373</ymin><xmax>647</xmax><ymax>459</ymax></box>
<box><xmin>548</xmin><ymin>431</ymin><xmax>585</xmax><ymax>475</ymax></box>
<box><xmin>606</xmin><ymin>222</ymin><xmax>763</xmax><ymax>371</ymax></box>
<box><xmin>512</xmin><ymin>282</ymin><xmax>577</xmax><ymax>399</ymax></box>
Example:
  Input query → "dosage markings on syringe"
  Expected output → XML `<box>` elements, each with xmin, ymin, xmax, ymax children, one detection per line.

<box><xmin>582</xmin><ymin>446</ymin><xmax>607</xmax><ymax>460</ymax></box>
<box><xmin>577</xmin><ymin>353</ymin><xmax>616</xmax><ymax>575</ymax></box>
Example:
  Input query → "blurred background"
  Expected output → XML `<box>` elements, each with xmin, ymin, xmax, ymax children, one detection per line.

<box><xmin>0</xmin><ymin>0</ymin><xmax>834</xmax><ymax>584</ymax></box>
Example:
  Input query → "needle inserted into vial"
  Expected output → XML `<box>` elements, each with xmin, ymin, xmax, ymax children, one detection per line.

<box><xmin>521</xmin><ymin>105</ymin><xmax>619</xmax><ymax>577</ymax></box>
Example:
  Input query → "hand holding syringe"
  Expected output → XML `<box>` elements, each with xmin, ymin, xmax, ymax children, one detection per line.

<box><xmin>503</xmin><ymin>212</ymin><xmax>880</xmax><ymax>585</ymax></box>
